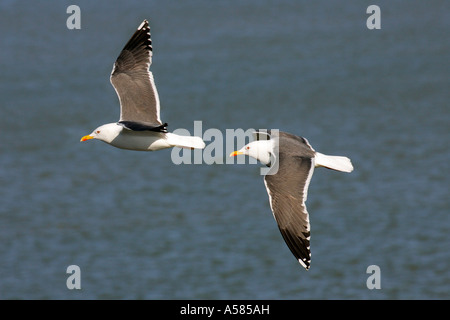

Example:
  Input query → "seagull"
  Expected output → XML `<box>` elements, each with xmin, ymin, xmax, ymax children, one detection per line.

<box><xmin>81</xmin><ymin>20</ymin><xmax>205</xmax><ymax>151</ymax></box>
<box><xmin>230</xmin><ymin>130</ymin><xmax>353</xmax><ymax>269</ymax></box>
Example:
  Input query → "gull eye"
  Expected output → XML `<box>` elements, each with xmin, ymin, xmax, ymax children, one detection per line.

<box><xmin>246</xmin><ymin>146</ymin><xmax>250</xmax><ymax>150</ymax></box>
<box><xmin>96</xmin><ymin>130</ymin><xmax>100</xmax><ymax>134</ymax></box>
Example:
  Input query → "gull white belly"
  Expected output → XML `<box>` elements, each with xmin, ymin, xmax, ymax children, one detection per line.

<box><xmin>109</xmin><ymin>131</ymin><xmax>172</xmax><ymax>151</ymax></box>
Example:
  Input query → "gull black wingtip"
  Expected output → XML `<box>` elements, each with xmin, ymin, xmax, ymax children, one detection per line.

<box><xmin>299</xmin><ymin>259</ymin><xmax>310</xmax><ymax>270</ymax></box>
<box><xmin>137</xmin><ymin>19</ymin><xmax>149</xmax><ymax>30</ymax></box>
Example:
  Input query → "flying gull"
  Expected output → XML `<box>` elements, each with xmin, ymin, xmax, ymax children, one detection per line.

<box><xmin>81</xmin><ymin>20</ymin><xmax>205</xmax><ymax>151</ymax></box>
<box><xmin>230</xmin><ymin>130</ymin><xmax>353</xmax><ymax>269</ymax></box>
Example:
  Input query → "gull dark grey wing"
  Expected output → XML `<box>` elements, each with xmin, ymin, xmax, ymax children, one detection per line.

<box><xmin>264</xmin><ymin>155</ymin><xmax>314</xmax><ymax>269</ymax></box>
<box><xmin>263</xmin><ymin>132</ymin><xmax>316</xmax><ymax>269</ymax></box>
<box><xmin>110</xmin><ymin>20</ymin><xmax>162</xmax><ymax>126</ymax></box>
<box><xmin>118</xmin><ymin>120</ymin><xmax>168</xmax><ymax>132</ymax></box>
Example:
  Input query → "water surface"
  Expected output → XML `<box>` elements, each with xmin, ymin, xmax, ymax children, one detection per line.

<box><xmin>0</xmin><ymin>0</ymin><xmax>448</xmax><ymax>299</ymax></box>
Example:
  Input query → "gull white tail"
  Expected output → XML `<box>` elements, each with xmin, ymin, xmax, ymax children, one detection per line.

<box><xmin>315</xmin><ymin>152</ymin><xmax>354</xmax><ymax>173</ymax></box>
<box><xmin>166</xmin><ymin>133</ymin><xmax>206</xmax><ymax>149</ymax></box>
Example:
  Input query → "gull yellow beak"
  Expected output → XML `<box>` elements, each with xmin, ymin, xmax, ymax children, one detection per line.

<box><xmin>230</xmin><ymin>151</ymin><xmax>244</xmax><ymax>157</ymax></box>
<box><xmin>80</xmin><ymin>135</ymin><xmax>94</xmax><ymax>142</ymax></box>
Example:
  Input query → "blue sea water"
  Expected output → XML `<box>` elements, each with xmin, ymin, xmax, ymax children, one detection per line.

<box><xmin>0</xmin><ymin>0</ymin><xmax>449</xmax><ymax>299</ymax></box>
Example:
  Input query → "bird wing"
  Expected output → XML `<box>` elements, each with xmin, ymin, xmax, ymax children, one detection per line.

<box><xmin>110</xmin><ymin>20</ymin><xmax>162</xmax><ymax>126</ymax></box>
<box><xmin>263</xmin><ymin>133</ymin><xmax>316</xmax><ymax>269</ymax></box>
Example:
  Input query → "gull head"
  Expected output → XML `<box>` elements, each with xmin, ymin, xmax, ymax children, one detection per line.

<box><xmin>230</xmin><ymin>140</ymin><xmax>273</xmax><ymax>166</ymax></box>
<box><xmin>80</xmin><ymin>123</ymin><xmax>122</xmax><ymax>143</ymax></box>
